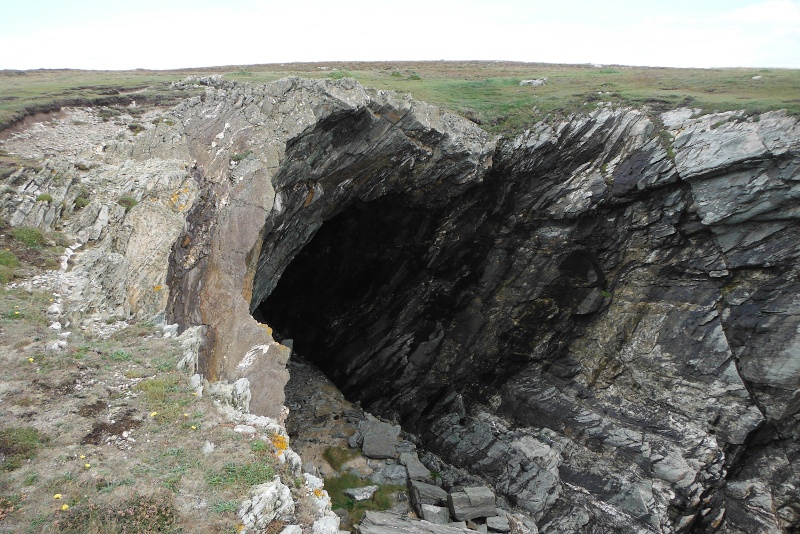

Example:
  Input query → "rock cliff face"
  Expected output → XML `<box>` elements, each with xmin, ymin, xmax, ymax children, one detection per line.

<box><xmin>2</xmin><ymin>77</ymin><xmax>798</xmax><ymax>533</ymax></box>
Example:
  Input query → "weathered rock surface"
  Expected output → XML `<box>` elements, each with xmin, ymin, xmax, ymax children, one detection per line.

<box><xmin>357</xmin><ymin>511</ymin><xmax>471</xmax><ymax>534</ymax></box>
<box><xmin>238</xmin><ymin>478</ymin><xmax>294</xmax><ymax>531</ymax></box>
<box><xmin>447</xmin><ymin>486</ymin><xmax>496</xmax><ymax>521</ymax></box>
<box><xmin>345</xmin><ymin>485</ymin><xmax>380</xmax><ymax>501</ymax></box>
<box><xmin>2</xmin><ymin>77</ymin><xmax>798</xmax><ymax>533</ymax></box>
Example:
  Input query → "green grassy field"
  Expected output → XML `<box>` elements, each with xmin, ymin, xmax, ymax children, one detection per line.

<box><xmin>2</xmin><ymin>61</ymin><xmax>799</xmax><ymax>135</ymax></box>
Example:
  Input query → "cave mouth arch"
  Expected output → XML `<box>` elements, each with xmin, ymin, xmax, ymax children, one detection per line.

<box><xmin>253</xmin><ymin>193</ymin><xmax>453</xmax><ymax>401</ymax></box>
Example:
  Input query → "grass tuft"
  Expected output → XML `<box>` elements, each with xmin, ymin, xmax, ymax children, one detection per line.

<box><xmin>205</xmin><ymin>461</ymin><xmax>276</xmax><ymax>489</ymax></box>
<box><xmin>10</xmin><ymin>226</ymin><xmax>45</xmax><ymax>247</ymax></box>
<box><xmin>117</xmin><ymin>196</ymin><xmax>138</xmax><ymax>212</ymax></box>
<box><xmin>323</xmin><ymin>446</ymin><xmax>359</xmax><ymax>472</ymax></box>
<box><xmin>0</xmin><ymin>427</ymin><xmax>47</xmax><ymax>471</ymax></box>
<box><xmin>324</xmin><ymin>474</ymin><xmax>403</xmax><ymax>525</ymax></box>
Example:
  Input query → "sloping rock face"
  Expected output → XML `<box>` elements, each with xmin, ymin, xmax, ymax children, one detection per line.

<box><xmin>3</xmin><ymin>78</ymin><xmax>798</xmax><ymax>533</ymax></box>
<box><xmin>248</xmin><ymin>95</ymin><xmax>799</xmax><ymax>532</ymax></box>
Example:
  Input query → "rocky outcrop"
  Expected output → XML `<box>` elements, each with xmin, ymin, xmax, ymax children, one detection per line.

<box><xmin>2</xmin><ymin>77</ymin><xmax>798</xmax><ymax>533</ymax></box>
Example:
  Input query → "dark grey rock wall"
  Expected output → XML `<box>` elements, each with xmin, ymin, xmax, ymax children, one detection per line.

<box><xmin>164</xmin><ymin>78</ymin><xmax>798</xmax><ymax>533</ymax></box>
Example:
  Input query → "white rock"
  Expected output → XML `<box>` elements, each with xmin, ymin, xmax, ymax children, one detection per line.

<box><xmin>234</xmin><ymin>424</ymin><xmax>257</xmax><ymax>434</ymax></box>
<box><xmin>203</xmin><ymin>441</ymin><xmax>216</xmax><ymax>455</ymax></box>
<box><xmin>345</xmin><ymin>485</ymin><xmax>379</xmax><ymax>501</ymax></box>
<box><xmin>238</xmin><ymin>477</ymin><xmax>294</xmax><ymax>530</ymax></box>
<box><xmin>304</xmin><ymin>473</ymin><xmax>325</xmax><ymax>490</ymax></box>
<box><xmin>49</xmin><ymin>322</ymin><xmax>62</xmax><ymax>330</ymax></box>
<box><xmin>312</xmin><ymin>515</ymin><xmax>341</xmax><ymax>534</ymax></box>
<box><xmin>280</xmin><ymin>526</ymin><xmax>303</xmax><ymax>534</ymax></box>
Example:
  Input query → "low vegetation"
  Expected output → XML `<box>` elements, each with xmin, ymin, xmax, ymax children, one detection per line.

<box><xmin>0</xmin><ymin>281</ymin><xmax>301</xmax><ymax>533</ymax></box>
<box><xmin>324</xmin><ymin>473</ymin><xmax>403</xmax><ymax>525</ymax></box>
<box><xmin>2</xmin><ymin>62</ymin><xmax>799</xmax><ymax>136</ymax></box>
<box><xmin>323</xmin><ymin>446</ymin><xmax>359</xmax><ymax>472</ymax></box>
<box><xmin>117</xmin><ymin>196</ymin><xmax>137</xmax><ymax>212</ymax></box>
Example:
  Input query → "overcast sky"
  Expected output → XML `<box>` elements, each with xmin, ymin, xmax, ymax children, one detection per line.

<box><xmin>2</xmin><ymin>0</ymin><xmax>799</xmax><ymax>70</ymax></box>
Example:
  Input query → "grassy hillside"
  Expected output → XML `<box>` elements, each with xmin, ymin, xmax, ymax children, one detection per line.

<box><xmin>2</xmin><ymin>61</ymin><xmax>799</xmax><ymax>135</ymax></box>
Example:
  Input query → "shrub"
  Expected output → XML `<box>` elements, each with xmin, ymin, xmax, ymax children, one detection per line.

<box><xmin>35</xmin><ymin>193</ymin><xmax>53</xmax><ymax>202</ymax></box>
<box><xmin>118</xmin><ymin>196</ymin><xmax>138</xmax><ymax>212</ymax></box>
<box><xmin>328</xmin><ymin>70</ymin><xmax>352</xmax><ymax>80</ymax></box>
<box><xmin>128</xmin><ymin>123</ymin><xmax>145</xmax><ymax>135</ymax></box>
<box><xmin>74</xmin><ymin>188</ymin><xmax>90</xmax><ymax>209</ymax></box>
<box><xmin>10</xmin><ymin>226</ymin><xmax>45</xmax><ymax>247</ymax></box>
<box><xmin>0</xmin><ymin>250</ymin><xmax>20</xmax><ymax>268</ymax></box>
<box><xmin>390</xmin><ymin>71</ymin><xmax>403</xmax><ymax>78</ymax></box>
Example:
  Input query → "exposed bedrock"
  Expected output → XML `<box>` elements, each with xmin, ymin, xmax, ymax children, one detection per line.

<box><xmin>160</xmin><ymin>78</ymin><xmax>799</xmax><ymax>532</ymax></box>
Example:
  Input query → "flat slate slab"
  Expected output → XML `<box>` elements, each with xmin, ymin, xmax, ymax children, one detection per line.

<box><xmin>357</xmin><ymin>511</ymin><xmax>471</xmax><ymax>534</ymax></box>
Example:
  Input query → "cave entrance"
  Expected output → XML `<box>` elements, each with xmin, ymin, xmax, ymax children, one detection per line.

<box><xmin>253</xmin><ymin>194</ymin><xmax>445</xmax><ymax>390</ymax></box>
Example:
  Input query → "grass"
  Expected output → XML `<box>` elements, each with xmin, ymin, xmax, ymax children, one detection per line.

<box><xmin>205</xmin><ymin>460</ymin><xmax>276</xmax><ymax>490</ymax></box>
<box><xmin>10</xmin><ymin>226</ymin><xmax>45</xmax><ymax>247</ymax></box>
<box><xmin>0</xmin><ymin>282</ymin><xmax>296</xmax><ymax>534</ymax></box>
<box><xmin>50</xmin><ymin>492</ymin><xmax>178</xmax><ymax>534</ymax></box>
<box><xmin>117</xmin><ymin>196</ymin><xmax>137</xmax><ymax>212</ymax></box>
<box><xmin>324</xmin><ymin>474</ymin><xmax>403</xmax><ymax>526</ymax></box>
<box><xmin>2</xmin><ymin>62</ymin><xmax>799</xmax><ymax>136</ymax></box>
<box><xmin>0</xmin><ymin>250</ymin><xmax>20</xmax><ymax>268</ymax></box>
<box><xmin>230</xmin><ymin>150</ymin><xmax>253</xmax><ymax>162</ymax></box>
<box><xmin>323</xmin><ymin>446</ymin><xmax>359</xmax><ymax>472</ymax></box>
<box><xmin>0</xmin><ymin>427</ymin><xmax>48</xmax><ymax>471</ymax></box>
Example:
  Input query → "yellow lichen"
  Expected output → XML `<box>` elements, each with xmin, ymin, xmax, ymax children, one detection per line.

<box><xmin>270</xmin><ymin>434</ymin><xmax>288</xmax><ymax>451</ymax></box>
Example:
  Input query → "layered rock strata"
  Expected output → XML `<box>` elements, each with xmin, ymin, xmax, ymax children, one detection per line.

<box><xmin>2</xmin><ymin>77</ymin><xmax>798</xmax><ymax>533</ymax></box>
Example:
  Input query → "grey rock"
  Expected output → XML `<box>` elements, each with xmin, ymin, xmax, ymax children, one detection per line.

<box><xmin>345</xmin><ymin>485</ymin><xmax>379</xmax><ymax>501</ymax></box>
<box><xmin>485</xmin><ymin>516</ymin><xmax>509</xmax><ymax>532</ymax></box>
<box><xmin>409</xmin><ymin>480</ymin><xmax>449</xmax><ymax>514</ymax></box>
<box><xmin>8</xmin><ymin>75</ymin><xmax>799</xmax><ymax>533</ymax></box>
<box><xmin>421</xmin><ymin>505</ymin><xmax>451</xmax><ymax>524</ymax></box>
<box><xmin>400</xmin><ymin>452</ymin><xmax>434</xmax><ymax>483</ymax></box>
<box><xmin>357</xmin><ymin>511</ymin><xmax>471</xmax><ymax>534</ymax></box>
<box><xmin>447</xmin><ymin>487</ymin><xmax>496</xmax><ymax>521</ymax></box>
<box><xmin>371</xmin><ymin>464</ymin><xmax>408</xmax><ymax>485</ymax></box>
<box><xmin>357</xmin><ymin>417</ymin><xmax>401</xmax><ymax>459</ymax></box>
<box><xmin>519</xmin><ymin>78</ymin><xmax>547</xmax><ymax>86</ymax></box>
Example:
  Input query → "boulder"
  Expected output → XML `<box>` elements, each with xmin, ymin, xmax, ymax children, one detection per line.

<box><xmin>345</xmin><ymin>485</ymin><xmax>379</xmax><ymax>501</ymax></box>
<box><xmin>421</xmin><ymin>505</ymin><xmax>452</xmax><ymax>524</ymax></box>
<box><xmin>447</xmin><ymin>487</ymin><xmax>496</xmax><ymax>521</ymax></box>
<box><xmin>486</xmin><ymin>516</ymin><xmax>510</xmax><ymax>533</ymax></box>
<box><xmin>356</xmin><ymin>417</ymin><xmax>401</xmax><ymax>459</ymax></box>
<box><xmin>238</xmin><ymin>478</ymin><xmax>294</xmax><ymax>531</ymax></box>
<box><xmin>400</xmin><ymin>452</ymin><xmax>434</xmax><ymax>483</ymax></box>
<box><xmin>371</xmin><ymin>464</ymin><xmax>407</xmax><ymax>485</ymax></box>
<box><xmin>409</xmin><ymin>480</ymin><xmax>449</xmax><ymax>514</ymax></box>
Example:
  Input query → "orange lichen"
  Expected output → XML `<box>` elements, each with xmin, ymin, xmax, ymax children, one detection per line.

<box><xmin>270</xmin><ymin>434</ymin><xmax>288</xmax><ymax>451</ymax></box>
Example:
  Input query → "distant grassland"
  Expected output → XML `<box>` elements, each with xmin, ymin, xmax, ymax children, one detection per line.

<box><xmin>2</xmin><ymin>61</ymin><xmax>799</xmax><ymax>135</ymax></box>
